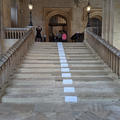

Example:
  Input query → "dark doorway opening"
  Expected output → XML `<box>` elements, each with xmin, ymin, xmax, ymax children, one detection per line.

<box><xmin>89</xmin><ymin>18</ymin><xmax>102</xmax><ymax>36</ymax></box>
<box><xmin>49</xmin><ymin>14</ymin><xmax>68</xmax><ymax>42</ymax></box>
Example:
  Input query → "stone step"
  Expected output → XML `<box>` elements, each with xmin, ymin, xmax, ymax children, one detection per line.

<box><xmin>11</xmin><ymin>76</ymin><xmax>113</xmax><ymax>82</ymax></box>
<box><xmin>26</xmin><ymin>53</ymin><xmax>98</xmax><ymax>56</ymax></box>
<box><xmin>18</xmin><ymin>66</ymin><xmax>107</xmax><ymax>71</ymax></box>
<box><xmin>23</xmin><ymin>60</ymin><xmax>103</xmax><ymax>64</ymax></box>
<box><xmin>26</xmin><ymin>53</ymin><xmax>97</xmax><ymax>57</ymax></box>
<box><xmin>30</xmin><ymin>46</ymin><xmax>87</xmax><ymax>48</ymax></box>
<box><xmin>18</xmin><ymin>69</ymin><xmax>109</xmax><ymax>74</ymax></box>
<box><xmin>63</xmin><ymin>43</ymin><xmax>86</xmax><ymax>46</ymax></box>
<box><xmin>24</xmin><ymin>57</ymin><xmax>99</xmax><ymax>61</ymax></box>
<box><xmin>6</xmin><ymin>81</ymin><xmax>120</xmax><ymax>90</ymax></box>
<box><xmin>28</xmin><ymin>51</ymin><xmax>92</xmax><ymax>54</ymax></box>
<box><xmin>5</xmin><ymin>88</ymin><xmax>120</xmax><ymax>97</ymax></box>
<box><xmin>16</xmin><ymin>69</ymin><xmax>110</xmax><ymax>75</ymax></box>
<box><xmin>30</xmin><ymin>48</ymin><xmax>89</xmax><ymax>51</ymax></box>
<box><xmin>14</xmin><ymin>73</ymin><xmax>111</xmax><ymax>79</ymax></box>
<box><xmin>17</xmin><ymin>68</ymin><xmax>110</xmax><ymax>73</ymax></box>
<box><xmin>2</xmin><ymin>96</ymin><xmax>64</xmax><ymax>104</ymax></box>
<box><xmin>20</xmin><ymin>63</ymin><xmax>107</xmax><ymax>68</ymax></box>
<box><xmin>2</xmin><ymin>94</ymin><xmax>119</xmax><ymax>104</ymax></box>
<box><xmin>11</xmin><ymin>80</ymin><xmax>117</xmax><ymax>87</ymax></box>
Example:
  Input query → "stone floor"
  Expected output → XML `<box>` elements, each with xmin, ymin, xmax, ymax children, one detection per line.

<box><xmin>1</xmin><ymin>42</ymin><xmax>120</xmax><ymax>120</ymax></box>
<box><xmin>0</xmin><ymin>102</ymin><xmax>120</xmax><ymax>120</ymax></box>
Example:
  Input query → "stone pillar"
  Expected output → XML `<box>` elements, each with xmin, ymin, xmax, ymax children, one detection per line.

<box><xmin>0</xmin><ymin>0</ymin><xmax>2</xmax><ymax>54</ymax></box>
<box><xmin>71</xmin><ymin>2</ymin><xmax>88</xmax><ymax>35</ymax></box>
<box><xmin>102</xmin><ymin>0</ymin><xmax>113</xmax><ymax>44</ymax></box>
<box><xmin>71</xmin><ymin>7</ymin><xmax>81</xmax><ymax>35</ymax></box>
<box><xmin>112</xmin><ymin>0</ymin><xmax>120</xmax><ymax>49</ymax></box>
<box><xmin>102</xmin><ymin>0</ymin><xmax>120</xmax><ymax>50</ymax></box>
<box><xmin>3</xmin><ymin>0</ymin><xmax>11</xmax><ymax>27</ymax></box>
<box><xmin>0</xmin><ymin>0</ymin><xmax>4</xmax><ymax>55</ymax></box>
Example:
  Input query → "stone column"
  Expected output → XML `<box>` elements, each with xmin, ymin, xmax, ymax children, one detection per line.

<box><xmin>0</xmin><ymin>0</ymin><xmax>4</xmax><ymax>55</ymax></box>
<box><xmin>71</xmin><ymin>7</ymin><xmax>82</xmax><ymax>35</ymax></box>
<box><xmin>102</xmin><ymin>0</ymin><xmax>113</xmax><ymax>45</ymax></box>
<box><xmin>0</xmin><ymin>0</ymin><xmax>2</xmax><ymax>54</ymax></box>
<box><xmin>102</xmin><ymin>0</ymin><xmax>120</xmax><ymax>49</ymax></box>
<box><xmin>112</xmin><ymin>0</ymin><xmax>120</xmax><ymax>49</ymax></box>
<box><xmin>71</xmin><ymin>1</ymin><xmax>88</xmax><ymax>35</ymax></box>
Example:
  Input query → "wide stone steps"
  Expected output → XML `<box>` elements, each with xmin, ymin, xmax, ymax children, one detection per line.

<box><xmin>27</xmin><ymin>53</ymin><xmax>97</xmax><ymax>56</ymax></box>
<box><xmin>10</xmin><ymin>81</ymin><xmax>120</xmax><ymax>87</ymax></box>
<box><xmin>1</xmin><ymin>42</ymin><xmax>119</xmax><ymax>104</ymax></box>
<box><xmin>20</xmin><ymin>63</ymin><xmax>107</xmax><ymax>68</ymax></box>
<box><xmin>17</xmin><ymin>71</ymin><xmax>109</xmax><ymax>76</ymax></box>
<box><xmin>10</xmin><ymin>77</ymin><xmax>113</xmax><ymax>82</ymax></box>
<box><xmin>2</xmin><ymin>95</ymin><xmax>120</xmax><ymax>104</ymax></box>
<box><xmin>24</xmin><ymin>59</ymin><xmax>100</xmax><ymax>62</ymax></box>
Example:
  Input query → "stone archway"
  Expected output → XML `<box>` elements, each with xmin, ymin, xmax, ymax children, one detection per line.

<box><xmin>82</xmin><ymin>8</ymin><xmax>102</xmax><ymax>32</ymax></box>
<box><xmin>90</xmin><ymin>11</ymin><xmax>102</xmax><ymax>21</ymax></box>
<box><xmin>44</xmin><ymin>9</ymin><xmax>72</xmax><ymax>42</ymax></box>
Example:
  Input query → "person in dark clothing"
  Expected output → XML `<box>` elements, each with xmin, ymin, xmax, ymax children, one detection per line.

<box><xmin>49</xmin><ymin>32</ymin><xmax>54</xmax><ymax>42</ymax></box>
<box><xmin>35</xmin><ymin>26</ymin><xmax>42</xmax><ymax>42</ymax></box>
<box><xmin>71</xmin><ymin>32</ymin><xmax>84</xmax><ymax>42</ymax></box>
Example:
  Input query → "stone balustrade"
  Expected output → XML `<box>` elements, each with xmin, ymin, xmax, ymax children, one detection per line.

<box><xmin>85</xmin><ymin>27</ymin><xmax>120</xmax><ymax>78</ymax></box>
<box><xmin>5</xmin><ymin>28</ymin><xmax>29</xmax><ymax>39</ymax></box>
<box><xmin>0</xmin><ymin>27</ymin><xmax>35</xmax><ymax>99</ymax></box>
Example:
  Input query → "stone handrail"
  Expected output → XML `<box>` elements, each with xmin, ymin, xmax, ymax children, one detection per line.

<box><xmin>0</xmin><ymin>27</ymin><xmax>35</xmax><ymax>98</ymax></box>
<box><xmin>5</xmin><ymin>28</ymin><xmax>29</xmax><ymax>39</ymax></box>
<box><xmin>85</xmin><ymin>27</ymin><xmax>120</xmax><ymax>77</ymax></box>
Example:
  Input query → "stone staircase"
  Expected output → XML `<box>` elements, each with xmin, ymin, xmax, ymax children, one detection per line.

<box><xmin>2</xmin><ymin>42</ymin><xmax>120</xmax><ymax>104</ymax></box>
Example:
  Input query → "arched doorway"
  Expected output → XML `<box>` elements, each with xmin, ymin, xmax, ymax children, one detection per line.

<box><xmin>89</xmin><ymin>17</ymin><xmax>102</xmax><ymax>36</ymax></box>
<box><xmin>45</xmin><ymin>10</ymin><xmax>71</xmax><ymax>42</ymax></box>
<box><xmin>49</xmin><ymin>14</ymin><xmax>67</xmax><ymax>42</ymax></box>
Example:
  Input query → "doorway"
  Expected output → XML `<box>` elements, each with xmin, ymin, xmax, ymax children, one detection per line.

<box><xmin>49</xmin><ymin>15</ymin><xmax>68</xmax><ymax>42</ymax></box>
<box><xmin>89</xmin><ymin>18</ymin><xmax>102</xmax><ymax>36</ymax></box>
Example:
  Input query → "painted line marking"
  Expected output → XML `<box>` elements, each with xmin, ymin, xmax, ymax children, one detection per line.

<box><xmin>58</xmin><ymin>47</ymin><xmax>64</xmax><ymax>49</ymax></box>
<box><xmin>62</xmin><ymin>73</ymin><xmax>71</xmax><ymax>78</ymax></box>
<box><xmin>65</xmin><ymin>96</ymin><xmax>78</xmax><ymax>103</ymax></box>
<box><xmin>61</xmin><ymin>68</ymin><xmax>70</xmax><ymax>72</ymax></box>
<box><xmin>64</xmin><ymin>87</ymin><xmax>75</xmax><ymax>93</ymax></box>
<box><xmin>57</xmin><ymin>42</ymin><xmax>78</xmax><ymax>103</ymax></box>
<box><xmin>59</xmin><ymin>54</ymin><xmax>66</xmax><ymax>57</ymax></box>
<box><xmin>63</xmin><ymin>79</ymin><xmax>73</xmax><ymax>85</ymax></box>
<box><xmin>58</xmin><ymin>51</ymin><xmax>64</xmax><ymax>53</ymax></box>
<box><xmin>59</xmin><ymin>56</ymin><xmax>67</xmax><ymax>60</ymax></box>
<box><xmin>61</xmin><ymin>64</ymin><xmax>68</xmax><ymax>67</ymax></box>
<box><xmin>60</xmin><ymin>59</ymin><xmax>67</xmax><ymax>63</ymax></box>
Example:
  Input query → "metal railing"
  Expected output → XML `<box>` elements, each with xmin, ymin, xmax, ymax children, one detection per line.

<box><xmin>85</xmin><ymin>27</ymin><xmax>120</xmax><ymax>77</ymax></box>
<box><xmin>5</xmin><ymin>28</ymin><xmax>29</xmax><ymax>39</ymax></box>
<box><xmin>0</xmin><ymin>27</ymin><xmax>35</xmax><ymax>98</ymax></box>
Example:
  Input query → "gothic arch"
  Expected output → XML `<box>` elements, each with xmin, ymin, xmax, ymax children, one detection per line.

<box><xmin>45</xmin><ymin>10</ymin><xmax>71</xmax><ymax>42</ymax></box>
<box><xmin>90</xmin><ymin>11</ymin><xmax>102</xmax><ymax>21</ymax></box>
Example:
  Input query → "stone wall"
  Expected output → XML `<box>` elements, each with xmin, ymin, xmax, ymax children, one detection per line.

<box><xmin>18</xmin><ymin>0</ymin><xmax>102</xmax><ymax>36</ymax></box>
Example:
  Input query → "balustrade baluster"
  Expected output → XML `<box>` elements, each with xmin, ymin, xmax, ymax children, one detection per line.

<box><xmin>0</xmin><ymin>27</ymin><xmax>35</xmax><ymax>97</ymax></box>
<box><xmin>85</xmin><ymin>27</ymin><xmax>120</xmax><ymax>78</ymax></box>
